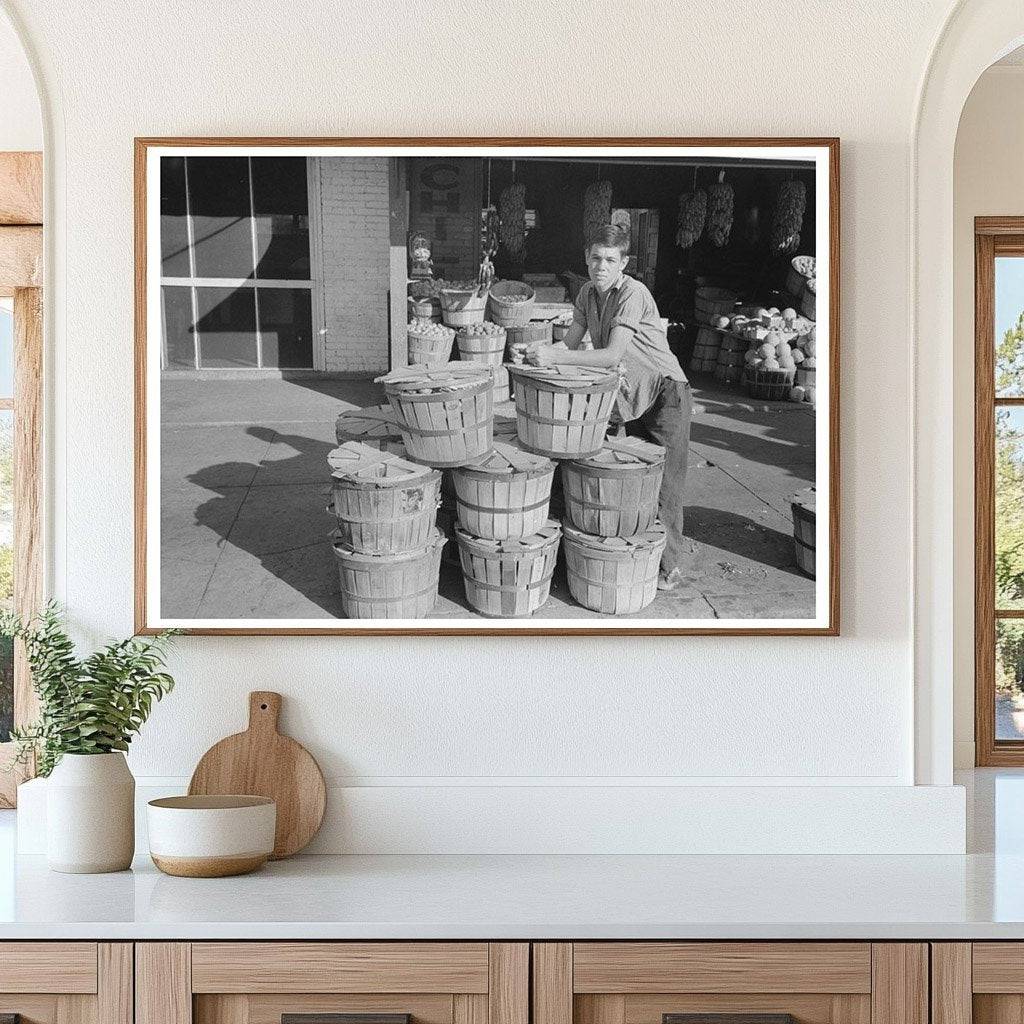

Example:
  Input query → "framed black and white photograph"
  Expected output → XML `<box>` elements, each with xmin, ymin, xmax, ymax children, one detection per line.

<box><xmin>135</xmin><ymin>138</ymin><xmax>839</xmax><ymax>635</ymax></box>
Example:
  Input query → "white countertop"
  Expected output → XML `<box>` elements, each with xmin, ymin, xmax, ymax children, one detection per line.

<box><xmin>1</xmin><ymin>770</ymin><xmax>1021</xmax><ymax>941</ymax></box>
<box><xmin>2</xmin><ymin>848</ymin><xmax>1024</xmax><ymax>940</ymax></box>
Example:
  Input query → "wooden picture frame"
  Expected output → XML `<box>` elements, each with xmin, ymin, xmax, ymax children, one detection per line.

<box><xmin>0</xmin><ymin>151</ymin><xmax>44</xmax><ymax>806</ymax></box>
<box><xmin>135</xmin><ymin>137</ymin><xmax>840</xmax><ymax>636</ymax></box>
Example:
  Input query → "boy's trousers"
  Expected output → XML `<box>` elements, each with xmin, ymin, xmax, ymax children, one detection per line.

<box><xmin>624</xmin><ymin>378</ymin><xmax>693</xmax><ymax>574</ymax></box>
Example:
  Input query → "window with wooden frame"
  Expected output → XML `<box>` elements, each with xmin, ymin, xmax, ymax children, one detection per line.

<box><xmin>0</xmin><ymin>151</ymin><xmax>43</xmax><ymax>806</ymax></box>
<box><xmin>976</xmin><ymin>218</ymin><xmax>1024</xmax><ymax>765</ymax></box>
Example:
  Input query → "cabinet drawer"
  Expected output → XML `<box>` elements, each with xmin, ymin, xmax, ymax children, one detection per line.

<box><xmin>139</xmin><ymin>942</ymin><xmax>528</xmax><ymax>1024</ymax></box>
<box><xmin>572</xmin><ymin>944</ymin><xmax>872</xmax><ymax>994</ymax></box>
<box><xmin>0</xmin><ymin>942</ymin><xmax>98</xmax><ymax>993</ymax></box>
<box><xmin>191</xmin><ymin>942</ymin><xmax>490</xmax><ymax>993</ymax></box>
<box><xmin>535</xmin><ymin>943</ymin><xmax>925</xmax><ymax>1024</ymax></box>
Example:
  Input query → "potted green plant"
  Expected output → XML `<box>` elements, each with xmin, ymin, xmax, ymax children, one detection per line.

<box><xmin>2</xmin><ymin>603</ymin><xmax>177</xmax><ymax>873</ymax></box>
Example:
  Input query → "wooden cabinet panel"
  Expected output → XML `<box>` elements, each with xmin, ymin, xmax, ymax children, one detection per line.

<box><xmin>930</xmin><ymin>944</ymin><xmax>971</xmax><ymax>1024</ymax></box>
<box><xmin>973</xmin><ymin>945</ymin><xmax>1024</xmax><ymax>993</ymax></box>
<box><xmin>0</xmin><ymin>943</ymin><xmax>98</xmax><ymax>994</ymax></box>
<box><xmin>870</xmin><ymin>945</ymin><xmax>927</xmax><ymax>1024</ymax></box>
<box><xmin>137</xmin><ymin>943</ymin><xmax>191</xmax><ymax>1024</ymax></box>
<box><xmin>0</xmin><ymin>943</ymin><xmax>129</xmax><ymax>1024</ymax></box>
<box><xmin>192</xmin><ymin>943</ymin><xmax>490</xmax><ymax>994</ymax></box>
<box><xmin>534</xmin><ymin>944</ymin><xmax>573</xmax><ymax>1024</ymax></box>
<box><xmin>573</xmin><ymin>944</ymin><xmax>873</xmax><ymax>995</ymax></box>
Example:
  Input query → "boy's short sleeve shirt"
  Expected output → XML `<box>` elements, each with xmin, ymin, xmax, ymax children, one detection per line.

<box><xmin>573</xmin><ymin>275</ymin><xmax>687</xmax><ymax>421</ymax></box>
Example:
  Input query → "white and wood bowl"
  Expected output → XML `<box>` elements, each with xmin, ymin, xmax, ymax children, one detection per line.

<box><xmin>147</xmin><ymin>795</ymin><xmax>276</xmax><ymax>878</ymax></box>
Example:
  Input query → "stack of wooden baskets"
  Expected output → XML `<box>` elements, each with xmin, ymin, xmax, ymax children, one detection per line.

<box><xmin>452</xmin><ymin>442</ymin><xmax>560</xmax><ymax>617</ymax></box>
<box><xmin>328</xmin><ymin>442</ymin><xmax>445</xmax><ymax>619</ymax></box>
<box><xmin>559</xmin><ymin>436</ymin><xmax>668</xmax><ymax>615</ymax></box>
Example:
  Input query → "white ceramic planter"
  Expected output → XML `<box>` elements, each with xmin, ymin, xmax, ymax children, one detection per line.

<box><xmin>46</xmin><ymin>752</ymin><xmax>135</xmax><ymax>873</ymax></box>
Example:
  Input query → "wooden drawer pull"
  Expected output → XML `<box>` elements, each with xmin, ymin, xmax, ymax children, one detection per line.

<box><xmin>283</xmin><ymin>1015</ymin><xmax>411</xmax><ymax>1024</ymax></box>
<box><xmin>665</xmin><ymin>1016</ymin><xmax>797</xmax><ymax>1024</ymax></box>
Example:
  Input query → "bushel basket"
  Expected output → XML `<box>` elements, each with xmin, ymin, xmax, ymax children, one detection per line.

<box><xmin>328</xmin><ymin>442</ymin><xmax>441</xmax><ymax>555</ymax></box>
<box><xmin>487</xmin><ymin>280</ymin><xmax>536</xmax><ymax>328</ymax></box>
<box><xmin>562</xmin><ymin>521</ymin><xmax>666</xmax><ymax>615</ymax></box>
<box><xmin>452</xmin><ymin>441</ymin><xmax>555</xmax><ymax>540</ymax></box>
<box><xmin>377</xmin><ymin>363</ymin><xmax>494</xmax><ymax>468</ymax></box>
<box><xmin>507</xmin><ymin>364</ymin><xmax>619</xmax><ymax>460</ymax></box>
<box><xmin>746</xmin><ymin>367</ymin><xmax>796</xmax><ymax>401</ymax></box>
<box><xmin>455</xmin><ymin>520</ymin><xmax>562</xmax><ymax>618</ymax></box>
<box><xmin>407</xmin><ymin>324</ymin><xmax>455</xmax><ymax>366</ymax></box>
<box><xmin>333</xmin><ymin>529</ymin><xmax>445</xmax><ymax>619</ymax></box>
<box><xmin>439</xmin><ymin>283</ymin><xmax>488</xmax><ymax>328</ymax></box>
<box><xmin>561</xmin><ymin>437</ymin><xmax>665</xmax><ymax>538</ymax></box>
<box><xmin>335</xmin><ymin>404</ymin><xmax>405</xmax><ymax>454</ymax></box>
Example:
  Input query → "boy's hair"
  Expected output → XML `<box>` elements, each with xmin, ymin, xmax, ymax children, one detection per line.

<box><xmin>586</xmin><ymin>223</ymin><xmax>630</xmax><ymax>257</ymax></box>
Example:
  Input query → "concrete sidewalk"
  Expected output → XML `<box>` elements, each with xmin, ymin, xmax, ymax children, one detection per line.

<box><xmin>159</xmin><ymin>375</ymin><xmax>816</xmax><ymax>621</ymax></box>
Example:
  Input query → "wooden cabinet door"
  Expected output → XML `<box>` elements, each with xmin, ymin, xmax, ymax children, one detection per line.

<box><xmin>933</xmin><ymin>943</ymin><xmax>1024</xmax><ymax>1024</ymax></box>
<box><xmin>534</xmin><ymin>944</ymin><xmax>927</xmax><ymax>1024</ymax></box>
<box><xmin>0</xmin><ymin>942</ymin><xmax>132</xmax><ymax>1024</ymax></box>
<box><xmin>137</xmin><ymin>943</ymin><xmax>528</xmax><ymax>1024</ymax></box>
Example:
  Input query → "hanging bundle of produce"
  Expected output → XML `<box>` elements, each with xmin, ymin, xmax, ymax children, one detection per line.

<box><xmin>481</xmin><ymin>205</ymin><xmax>499</xmax><ymax>257</ymax></box>
<box><xmin>675</xmin><ymin>190</ymin><xmax>707</xmax><ymax>249</ymax></box>
<box><xmin>500</xmin><ymin>183</ymin><xmax>526</xmax><ymax>261</ymax></box>
<box><xmin>705</xmin><ymin>178</ymin><xmax>734</xmax><ymax>247</ymax></box>
<box><xmin>770</xmin><ymin>180</ymin><xmax>807</xmax><ymax>253</ymax></box>
<box><xmin>584</xmin><ymin>180</ymin><xmax>613</xmax><ymax>242</ymax></box>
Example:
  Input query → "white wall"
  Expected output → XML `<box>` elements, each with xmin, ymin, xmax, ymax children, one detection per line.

<box><xmin>952</xmin><ymin>65</ymin><xmax>1024</xmax><ymax>767</ymax></box>
<box><xmin>0</xmin><ymin>7</ymin><xmax>40</xmax><ymax>151</ymax></box>
<box><xmin>0</xmin><ymin>0</ymin><xmax>974</xmax><ymax>852</ymax></box>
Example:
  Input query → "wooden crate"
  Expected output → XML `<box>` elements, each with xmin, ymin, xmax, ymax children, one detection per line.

<box><xmin>508</xmin><ymin>365</ymin><xmax>619</xmax><ymax>460</ymax></box>
<box><xmin>453</xmin><ymin>441</ymin><xmax>555</xmax><ymax>540</ymax></box>
<box><xmin>333</xmin><ymin>530</ymin><xmax>444</xmax><ymax>619</ymax></box>
<box><xmin>378</xmin><ymin>363</ymin><xmax>495</xmax><ymax>468</ymax></box>
<box><xmin>561</xmin><ymin>437</ymin><xmax>665</xmax><ymax>538</ymax></box>
<box><xmin>456</xmin><ymin>520</ymin><xmax>561</xmax><ymax>617</ymax></box>
<box><xmin>562</xmin><ymin>521</ymin><xmax>665</xmax><ymax>614</ymax></box>
<box><xmin>328</xmin><ymin>442</ymin><xmax>442</xmax><ymax>555</ymax></box>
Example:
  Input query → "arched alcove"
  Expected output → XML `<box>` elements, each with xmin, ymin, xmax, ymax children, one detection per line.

<box><xmin>914</xmin><ymin>0</ymin><xmax>1024</xmax><ymax>785</ymax></box>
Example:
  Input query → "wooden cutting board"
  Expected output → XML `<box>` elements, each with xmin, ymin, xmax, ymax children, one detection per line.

<box><xmin>188</xmin><ymin>691</ymin><xmax>326</xmax><ymax>859</ymax></box>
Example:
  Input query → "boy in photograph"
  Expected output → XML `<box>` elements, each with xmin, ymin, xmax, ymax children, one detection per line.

<box><xmin>526</xmin><ymin>224</ymin><xmax>693</xmax><ymax>590</ymax></box>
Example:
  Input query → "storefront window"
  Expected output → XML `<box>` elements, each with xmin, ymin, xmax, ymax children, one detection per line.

<box><xmin>159</xmin><ymin>155</ymin><xmax>316</xmax><ymax>370</ymax></box>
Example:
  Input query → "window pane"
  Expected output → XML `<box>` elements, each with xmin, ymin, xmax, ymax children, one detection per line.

<box><xmin>0</xmin><ymin>303</ymin><xmax>12</xmax><ymax>398</ymax></box>
<box><xmin>996</xmin><ymin>256</ymin><xmax>1024</xmax><ymax>397</ymax></box>
<box><xmin>0</xmin><ymin>411</ymin><xmax>11</xmax><ymax>742</ymax></box>
<box><xmin>258</xmin><ymin>288</ymin><xmax>313</xmax><ymax>368</ymax></box>
<box><xmin>195</xmin><ymin>287</ymin><xmax>257</xmax><ymax>367</ymax></box>
<box><xmin>252</xmin><ymin>158</ymin><xmax>311</xmax><ymax>280</ymax></box>
<box><xmin>187</xmin><ymin>157</ymin><xmax>254</xmax><ymax>279</ymax></box>
<box><xmin>997</xmin><ymin>407</ymin><xmax>1024</xmax><ymax>609</ymax></box>
<box><xmin>160</xmin><ymin>156</ymin><xmax>191</xmax><ymax>277</ymax></box>
<box><xmin>997</xmin><ymin>619</ymin><xmax>1024</xmax><ymax>740</ymax></box>
<box><xmin>162</xmin><ymin>286</ymin><xmax>196</xmax><ymax>369</ymax></box>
